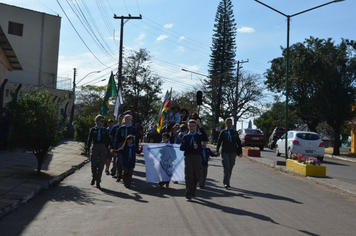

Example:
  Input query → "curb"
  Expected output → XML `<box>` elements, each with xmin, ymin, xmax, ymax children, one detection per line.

<box><xmin>324</xmin><ymin>153</ymin><xmax>356</xmax><ymax>163</ymax></box>
<box><xmin>0</xmin><ymin>159</ymin><xmax>90</xmax><ymax>219</ymax></box>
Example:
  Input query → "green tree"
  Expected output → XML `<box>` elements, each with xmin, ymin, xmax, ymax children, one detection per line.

<box><xmin>264</xmin><ymin>37</ymin><xmax>356</xmax><ymax>155</ymax></box>
<box><xmin>8</xmin><ymin>89</ymin><xmax>66</xmax><ymax>174</ymax></box>
<box><xmin>75</xmin><ymin>85</ymin><xmax>107</xmax><ymax>116</ymax></box>
<box><xmin>204</xmin><ymin>0</ymin><xmax>237</xmax><ymax>131</ymax></box>
<box><xmin>122</xmin><ymin>48</ymin><xmax>163</xmax><ymax>128</ymax></box>
<box><xmin>171</xmin><ymin>90</ymin><xmax>199</xmax><ymax>117</ymax></box>
<box><xmin>254</xmin><ymin>100</ymin><xmax>300</xmax><ymax>142</ymax></box>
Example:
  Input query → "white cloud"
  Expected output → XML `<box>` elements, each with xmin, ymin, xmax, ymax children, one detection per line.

<box><xmin>179</xmin><ymin>36</ymin><xmax>185</xmax><ymax>41</ymax></box>
<box><xmin>237</xmin><ymin>27</ymin><xmax>255</xmax><ymax>33</ymax></box>
<box><xmin>176</xmin><ymin>46</ymin><xmax>185</xmax><ymax>52</ymax></box>
<box><xmin>157</xmin><ymin>35</ymin><xmax>168</xmax><ymax>41</ymax></box>
<box><xmin>135</xmin><ymin>33</ymin><xmax>145</xmax><ymax>42</ymax></box>
<box><xmin>164</xmin><ymin>23</ymin><xmax>173</xmax><ymax>29</ymax></box>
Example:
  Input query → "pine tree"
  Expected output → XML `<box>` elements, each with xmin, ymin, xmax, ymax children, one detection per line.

<box><xmin>205</xmin><ymin>0</ymin><xmax>237</xmax><ymax>132</ymax></box>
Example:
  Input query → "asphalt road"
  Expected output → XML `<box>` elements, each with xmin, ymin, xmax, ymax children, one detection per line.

<box><xmin>1</xmin><ymin>153</ymin><xmax>356</xmax><ymax>236</ymax></box>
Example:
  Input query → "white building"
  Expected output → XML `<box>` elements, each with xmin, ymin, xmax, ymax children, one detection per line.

<box><xmin>0</xmin><ymin>3</ymin><xmax>73</xmax><ymax>117</ymax></box>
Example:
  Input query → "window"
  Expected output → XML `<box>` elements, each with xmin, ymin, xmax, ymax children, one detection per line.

<box><xmin>5</xmin><ymin>89</ymin><xmax>9</xmax><ymax>97</ymax></box>
<box><xmin>8</xmin><ymin>21</ymin><xmax>23</xmax><ymax>36</ymax></box>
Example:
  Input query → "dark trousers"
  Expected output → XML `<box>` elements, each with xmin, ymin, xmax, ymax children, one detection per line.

<box><xmin>199</xmin><ymin>164</ymin><xmax>208</xmax><ymax>187</ymax></box>
<box><xmin>0</xmin><ymin>131</ymin><xmax>9</xmax><ymax>151</ymax></box>
<box><xmin>123</xmin><ymin>166</ymin><xmax>134</xmax><ymax>187</ymax></box>
<box><xmin>116</xmin><ymin>154</ymin><xmax>123</xmax><ymax>179</ymax></box>
<box><xmin>221</xmin><ymin>152</ymin><xmax>236</xmax><ymax>186</ymax></box>
<box><xmin>91</xmin><ymin>143</ymin><xmax>107</xmax><ymax>183</ymax></box>
<box><xmin>184</xmin><ymin>154</ymin><xmax>202</xmax><ymax>197</ymax></box>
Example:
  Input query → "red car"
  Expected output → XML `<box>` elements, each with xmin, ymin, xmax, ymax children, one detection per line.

<box><xmin>238</xmin><ymin>128</ymin><xmax>266</xmax><ymax>151</ymax></box>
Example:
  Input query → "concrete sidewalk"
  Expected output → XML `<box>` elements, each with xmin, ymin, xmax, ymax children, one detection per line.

<box><xmin>1</xmin><ymin>141</ymin><xmax>355</xmax><ymax>219</ymax></box>
<box><xmin>0</xmin><ymin>139</ymin><xmax>89</xmax><ymax>218</ymax></box>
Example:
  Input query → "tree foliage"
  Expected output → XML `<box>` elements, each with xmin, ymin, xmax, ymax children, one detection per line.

<box><xmin>254</xmin><ymin>101</ymin><xmax>300</xmax><ymax>141</ymax></box>
<box><xmin>8</xmin><ymin>89</ymin><xmax>66</xmax><ymax>173</ymax></box>
<box><xmin>204</xmin><ymin>0</ymin><xmax>237</xmax><ymax>129</ymax></box>
<box><xmin>75</xmin><ymin>85</ymin><xmax>107</xmax><ymax>116</ymax></box>
<box><xmin>264</xmin><ymin>37</ymin><xmax>356</xmax><ymax>154</ymax></box>
<box><xmin>122</xmin><ymin>48</ymin><xmax>163</xmax><ymax>128</ymax></box>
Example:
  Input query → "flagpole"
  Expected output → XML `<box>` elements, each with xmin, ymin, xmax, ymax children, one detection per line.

<box><xmin>167</xmin><ymin>87</ymin><xmax>172</xmax><ymax>127</ymax></box>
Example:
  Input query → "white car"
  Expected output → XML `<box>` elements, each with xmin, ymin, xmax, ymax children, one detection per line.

<box><xmin>275</xmin><ymin>131</ymin><xmax>325</xmax><ymax>161</ymax></box>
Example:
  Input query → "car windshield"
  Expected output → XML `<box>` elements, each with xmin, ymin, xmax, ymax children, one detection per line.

<box><xmin>296</xmin><ymin>133</ymin><xmax>320</xmax><ymax>140</ymax></box>
<box><xmin>275</xmin><ymin>128</ymin><xmax>285</xmax><ymax>134</ymax></box>
<box><xmin>245</xmin><ymin>129</ymin><xmax>262</xmax><ymax>134</ymax></box>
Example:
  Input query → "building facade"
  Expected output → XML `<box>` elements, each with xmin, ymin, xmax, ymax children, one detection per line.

<box><xmin>0</xmin><ymin>3</ymin><xmax>73</xmax><ymax>117</ymax></box>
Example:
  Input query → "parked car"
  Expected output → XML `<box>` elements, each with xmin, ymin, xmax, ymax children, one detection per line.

<box><xmin>268</xmin><ymin>127</ymin><xmax>286</xmax><ymax>150</ymax></box>
<box><xmin>238</xmin><ymin>128</ymin><xmax>265</xmax><ymax>150</ymax></box>
<box><xmin>145</xmin><ymin>128</ymin><xmax>162</xmax><ymax>143</ymax></box>
<box><xmin>275</xmin><ymin>131</ymin><xmax>324</xmax><ymax>161</ymax></box>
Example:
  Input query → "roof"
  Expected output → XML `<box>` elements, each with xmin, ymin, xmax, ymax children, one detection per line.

<box><xmin>0</xmin><ymin>25</ymin><xmax>22</xmax><ymax>71</ymax></box>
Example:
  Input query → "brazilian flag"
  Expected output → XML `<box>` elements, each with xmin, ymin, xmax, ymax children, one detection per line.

<box><xmin>101</xmin><ymin>72</ymin><xmax>118</xmax><ymax>115</ymax></box>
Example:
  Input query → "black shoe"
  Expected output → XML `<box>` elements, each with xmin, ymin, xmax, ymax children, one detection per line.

<box><xmin>116</xmin><ymin>178</ymin><xmax>121</xmax><ymax>182</ymax></box>
<box><xmin>110</xmin><ymin>172</ymin><xmax>116</xmax><ymax>176</ymax></box>
<box><xmin>96</xmin><ymin>183</ymin><xmax>101</xmax><ymax>188</ymax></box>
<box><xmin>224</xmin><ymin>185</ymin><xmax>230</xmax><ymax>189</ymax></box>
<box><xmin>91</xmin><ymin>179</ymin><xmax>95</xmax><ymax>185</ymax></box>
<box><xmin>173</xmin><ymin>181</ymin><xmax>178</xmax><ymax>184</ymax></box>
<box><xmin>185</xmin><ymin>196</ymin><xmax>192</xmax><ymax>201</ymax></box>
<box><xmin>105</xmin><ymin>170</ymin><xmax>110</xmax><ymax>175</ymax></box>
<box><xmin>199</xmin><ymin>185</ymin><xmax>205</xmax><ymax>189</ymax></box>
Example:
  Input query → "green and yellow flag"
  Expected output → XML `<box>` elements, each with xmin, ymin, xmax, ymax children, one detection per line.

<box><xmin>101</xmin><ymin>72</ymin><xmax>118</xmax><ymax>115</ymax></box>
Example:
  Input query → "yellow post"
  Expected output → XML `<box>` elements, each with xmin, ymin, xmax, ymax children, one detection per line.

<box><xmin>351</xmin><ymin>126</ymin><xmax>356</xmax><ymax>153</ymax></box>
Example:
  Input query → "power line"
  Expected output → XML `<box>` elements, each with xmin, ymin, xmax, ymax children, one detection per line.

<box><xmin>56</xmin><ymin>0</ymin><xmax>111</xmax><ymax>68</ymax></box>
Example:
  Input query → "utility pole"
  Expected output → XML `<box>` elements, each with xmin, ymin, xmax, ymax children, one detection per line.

<box><xmin>234</xmin><ymin>59</ymin><xmax>249</xmax><ymax>130</ymax></box>
<box><xmin>69</xmin><ymin>68</ymin><xmax>77</xmax><ymax>132</ymax></box>
<box><xmin>113</xmin><ymin>14</ymin><xmax>142</xmax><ymax>93</ymax></box>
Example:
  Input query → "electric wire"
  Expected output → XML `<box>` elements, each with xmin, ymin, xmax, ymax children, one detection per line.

<box><xmin>56</xmin><ymin>0</ymin><xmax>111</xmax><ymax>68</ymax></box>
<box><xmin>65</xmin><ymin>0</ymin><xmax>117</xmax><ymax>62</ymax></box>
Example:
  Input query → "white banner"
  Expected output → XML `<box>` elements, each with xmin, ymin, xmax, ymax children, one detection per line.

<box><xmin>143</xmin><ymin>143</ymin><xmax>185</xmax><ymax>183</ymax></box>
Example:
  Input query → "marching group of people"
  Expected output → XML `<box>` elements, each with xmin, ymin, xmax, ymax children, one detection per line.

<box><xmin>86</xmin><ymin>106</ymin><xmax>242</xmax><ymax>201</ymax></box>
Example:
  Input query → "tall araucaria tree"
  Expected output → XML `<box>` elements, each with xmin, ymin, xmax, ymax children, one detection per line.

<box><xmin>204</xmin><ymin>0</ymin><xmax>237</xmax><ymax>134</ymax></box>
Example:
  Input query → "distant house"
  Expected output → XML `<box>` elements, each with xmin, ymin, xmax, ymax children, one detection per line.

<box><xmin>0</xmin><ymin>25</ymin><xmax>22</xmax><ymax>110</ymax></box>
<box><xmin>0</xmin><ymin>3</ymin><xmax>73</xmax><ymax>117</ymax></box>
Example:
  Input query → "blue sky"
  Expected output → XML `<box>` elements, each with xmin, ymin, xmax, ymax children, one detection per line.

<box><xmin>2</xmin><ymin>0</ymin><xmax>355</xmax><ymax>125</ymax></box>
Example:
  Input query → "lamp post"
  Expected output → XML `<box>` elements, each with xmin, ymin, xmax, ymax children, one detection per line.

<box><xmin>254</xmin><ymin>0</ymin><xmax>345</xmax><ymax>158</ymax></box>
<box><xmin>69</xmin><ymin>70</ymin><xmax>101</xmax><ymax>129</ymax></box>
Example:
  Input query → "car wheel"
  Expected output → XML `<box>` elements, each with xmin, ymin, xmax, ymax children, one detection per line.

<box><xmin>276</xmin><ymin>146</ymin><xmax>281</xmax><ymax>156</ymax></box>
<box><xmin>288</xmin><ymin>148</ymin><xmax>292</xmax><ymax>158</ymax></box>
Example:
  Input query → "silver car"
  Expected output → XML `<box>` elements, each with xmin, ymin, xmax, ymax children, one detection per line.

<box><xmin>275</xmin><ymin>131</ymin><xmax>325</xmax><ymax>161</ymax></box>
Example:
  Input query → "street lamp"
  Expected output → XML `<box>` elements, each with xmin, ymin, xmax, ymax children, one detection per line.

<box><xmin>255</xmin><ymin>0</ymin><xmax>345</xmax><ymax>158</ymax></box>
<box><xmin>69</xmin><ymin>70</ymin><xmax>101</xmax><ymax>129</ymax></box>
